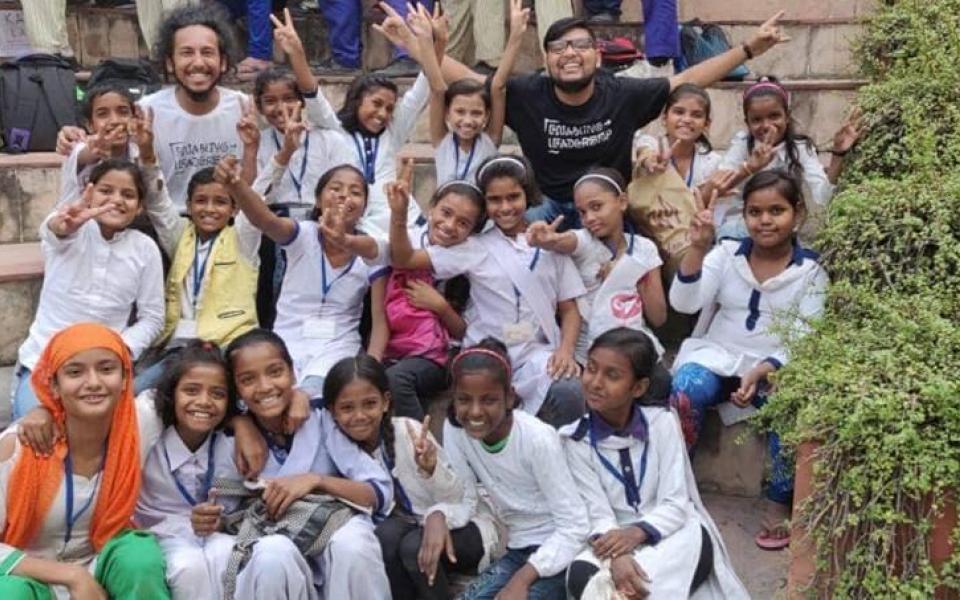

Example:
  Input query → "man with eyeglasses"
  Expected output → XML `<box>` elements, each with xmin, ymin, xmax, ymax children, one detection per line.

<box><xmin>441</xmin><ymin>12</ymin><xmax>789</xmax><ymax>230</ymax></box>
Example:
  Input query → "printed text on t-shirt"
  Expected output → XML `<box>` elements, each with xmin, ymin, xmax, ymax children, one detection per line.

<box><xmin>170</xmin><ymin>141</ymin><xmax>239</xmax><ymax>171</ymax></box>
<box><xmin>544</xmin><ymin>118</ymin><xmax>613</xmax><ymax>154</ymax></box>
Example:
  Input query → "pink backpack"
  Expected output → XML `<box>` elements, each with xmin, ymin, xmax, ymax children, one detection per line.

<box><xmin>383</xmin><ymin>268</ymin><xmax>450</xmax><ymax>365</ymax></box>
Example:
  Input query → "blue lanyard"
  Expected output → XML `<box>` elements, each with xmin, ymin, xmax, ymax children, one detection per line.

<box><xmin>380</xmin><ymin>441</ymin><xmax>413</xmax><ymax>514</ymax></box>
<box><xmin>353</xmin><ymin>133</ymin><xmax>379</xmax><ymax>184</ymax></box>
<box><xmin>63</xmin><ymin>452</ymin><xmax>103</xmax><ymax>544</ymax></box>
<box><xmin>671</xmin><ymin>152</ymin><xmax>695</xmax><ymax>188</ymax></box>
<box><xmin>255</xmin><ymin>421</ymin><xmax>292</xmax><ymax>465</ymax></box>
<box><xmin>604</xmin><ymin>229</ymin><xmax>636</xmax><ymax>260</ymax></box>
<box><xmin>453</xmin><ymin>134</ymin><xmax>477</xmax><ymax>180</ymax></box>
<box><xmin>272</xmin><ymin>130</ymin><xmax>310</xmax><ymax>197</ymax></box>
<box><xmin>512</xmin><ymin>247</ymin><xmax>541</xmax><ymax>322</ymax></box>
<box><xmin>589</xmin><ymin>414</ymin><xmax>648</xmax><ymax>513</ymax></box>
<box><xmin>162</xmin><ymin>433</ymin><xmax>217</xmax><ymax>506</ymax></box>
<box><xmin>192</xmin><ymin>232</ymin><xmax>219</xmax><ymax>304</ymax></box>
<box><xmin>320</xmin><ymin>234</ymin><xmax>357</xmax><ymax>303</ymax></box>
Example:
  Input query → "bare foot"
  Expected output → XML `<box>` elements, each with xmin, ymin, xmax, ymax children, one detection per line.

<box><xmin>237</xmin><ymin>57</ymin><xmax>272</xmax><ymax>80</ymax></box>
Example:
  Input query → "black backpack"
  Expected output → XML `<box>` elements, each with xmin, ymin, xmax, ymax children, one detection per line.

<box><xmin>0</xmin><ymin>54</ymin><xmax>79</xmax><ymax>153</ymax></box>
<box><xmin>86</xmin><ymin>58</ymin><xmax>162</xmax><ymax>100</ymax></box>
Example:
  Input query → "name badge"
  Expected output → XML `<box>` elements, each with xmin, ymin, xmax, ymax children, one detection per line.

<box><xmin>303</xmin><ymin>317</ymin><xmax>336</xmax><ymax>339</ymax></box>
<box><xmin>173</xmin><ymin>318</ymin><xmax>198</xmax><ymax>340</ymax></box>
<box><xmin>502</xmin><ymin>321</ymin><xmax>535</xmax><ymax>345</ymax></box>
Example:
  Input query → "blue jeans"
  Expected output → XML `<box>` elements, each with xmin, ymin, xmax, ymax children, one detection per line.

<box><xmin>133</xmin><ymin>350</ymin><xmax>182</xmax><ymax>396</ymax></box>
<box><xmin>461</xmin><ymin>546</ymin><xmax>567</xmax><ymax>599</ymax></box>
<box><xmin>670</xmin><ymin>362</ymin><xmax>793</xmax><ymax>504</ymax></box>
<box><xmin>217</xmin><ymin>0</ymin><xmax>273</xmax><ymax>60</ymax></box>
<box><xmin>319</xmin><ymin>0</ymin><xmax>434</xmax><ymax>66</ymax></box>
<box><xmin>10</xmin><ymin>364</ymin><xmax>38</xmax><ymax>420</ymax></box>
<box><xmin>525</xmin><ymin>195</ymin><xmax>581</xmax><ymax>231</ymax></box>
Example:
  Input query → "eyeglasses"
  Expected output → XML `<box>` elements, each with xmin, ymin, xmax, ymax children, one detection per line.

<box><xmin>545</xmin><ymin>37</ymin><xmax>595</xmax><ymax>54</ymax></box>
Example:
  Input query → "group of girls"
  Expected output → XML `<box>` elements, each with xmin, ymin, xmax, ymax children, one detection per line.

<box><xmin>2</xmin><ymin>4</ymin><xmax>863</xmax><ymax>598</ymax></box>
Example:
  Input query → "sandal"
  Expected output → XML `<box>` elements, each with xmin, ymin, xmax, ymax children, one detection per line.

<box><xmin>755</xmin><ymin>527</ymin><xmax>790</xmax><ymax>551</ymax></box>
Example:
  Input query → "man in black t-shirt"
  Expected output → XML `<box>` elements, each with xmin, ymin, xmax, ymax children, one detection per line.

<box><xmin>442</xmin><ymin>12</ymin><xmax>789</xmax><ymax>229</ymax></box>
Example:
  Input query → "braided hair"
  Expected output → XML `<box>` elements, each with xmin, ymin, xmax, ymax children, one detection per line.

<box><xmin>323</xmin><ymin>355</ymin><xmax>396</xmax><ymax>464</ymax></box>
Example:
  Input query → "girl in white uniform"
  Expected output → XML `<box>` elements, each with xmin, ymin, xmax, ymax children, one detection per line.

<box><xmin>215</xmin><ymin>157</ymin><xmax>389</xmax><ymax>402</ymax></box>
<box><xmin>526</xmin><ymin>167</ymin><xmax>670</xmax><ymax>400</ymax></box>
<box><xmin>136</xmin><ymin>340</ymin><xmax>312</xmax><ymax>599</ymax></box>
<box><xmin>669</xmin><ymin>170</ymin><xmax>828</xmax><ymax>550</ymax></box>
<box><xmin>561</xmin><ymin>328</ymin><xmax>748</xmax><ymax>600</ymax></box>
<box><xmin>224</xmin><ymin>329</ymin><xmax>393</xmax><ymax>600</ymax></box>
<box><xmin>389</xmin><ymin>155</ymin><xmax>587</xmax><ymax>428</ymax></box>
<box><xmin>322</xmin><ymin>355</ymin><xmax>501</xmax><ymax>600</ymax></box>
<box><xmin>434</xmin><ymin>339</ymin><xmax>589</xmax><ymax>599</ymax></box>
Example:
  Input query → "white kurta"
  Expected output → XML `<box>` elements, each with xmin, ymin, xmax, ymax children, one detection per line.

<box><xmin>434</xmin><ymin>131</ymin><xmax>499</xmax><ymax>185</ymax></box>
<box><xmin>273</xmin><ymin>220</ymin><xmax>389</xmax><ymax>381</ymax></box>
<box><xmin>570</xmin><ymin>230</ymin><xmax>665</xmax><ymax>362</ymax></box>
<box><xmin>670</xmin><ymin>239</ymin><xmax>828</xmax><ymax>376</ymax></box>
<box><xmin>136</xmin><ymin>420</ymin><xmax>314</xmax><ymax>600</ymax></box>
<box><xmin>432</xmin><ymin>412</ymin><xmax>589</xmax><ymax>578</ymax></box>
<box><xmin>427</xmin><ymin>228</ymin><xmax>586</xmax><ymax>414</ymax></box>
<box><xmin>258</xmin><ymin>409</ymin><xmax>393</xmax><ymax>600</ymax></box>
<box><xmin>57</xmin><ymin>141</ymin><xmax>140</xmax><ymax>207</ymax></box>
<box><xmin>560</xmin><ymin>406</ymin><xmax>749</xmax><ymax>599</ymax></box>
<box><xmin>0</xmin><ymin>394</ymin><xmax>162</xmax><ymax>599</ymax></box>
<box><xmin>634</xmin><ymin>135</ymin><xmax>722</xmax><ymax>189</ymax></box>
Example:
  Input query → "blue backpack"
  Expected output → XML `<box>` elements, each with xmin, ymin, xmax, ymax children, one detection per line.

<box><xmin>676</xmin><ymin>20</ymin><xmax>749</xmax><ymax>81</ymax></box>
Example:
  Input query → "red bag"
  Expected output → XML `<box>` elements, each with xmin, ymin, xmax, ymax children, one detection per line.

<box><xmin>383</xmin><ymin>268</ymin><xmax>450</xmax><ymax>365</ymax></box>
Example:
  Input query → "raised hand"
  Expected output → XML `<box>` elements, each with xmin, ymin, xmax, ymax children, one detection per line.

<box><xmin>832</xmin><ymin>106</ymin><xmax>863</xmax><ymax>155</ymax></box>
<box><xmin>270</xmin><ymin>8</ymin><xmax>305</xmax><ymax>59</ymax></box>
<box><xmin>701</xmin><ymin>168</ymin><xmax>739</xmax><ymax>200</ymax></box>
<box><xmin>689</xmin><ymin>186</ymin><xmax>717</xmax><ymax>249</ymax></box>
<box><xmin>641</xmin><ymin>137</ymin><xmax>680</xmax><ymax>174</ymax></box>
<box><xmin>320</xmin><ymin>203</ymin><xmax>348</xmax><ymax>247</ymax></box>
<box><xmin>430</xmin><ymin>2</ymin><xmax>449</xmax><ymax>56</ymax></box>
<box><xmin>56</xmin><ymin>125</ymin><xmax>87</xmax><ymax>156</ymax></box>
<box><xmin>89</xmin><ymin>122</ymin><xmax>128</xmax><ymax>159</ymax></box>
<box><xmin>127</xmin><ymin>106</ymin><xmax>154</xmax><ymax>161</ymax></box>
<box><xmin>213</xmin><ymin>155</ymin><xmax>243</xmax><ymax>186</ymax></box>
<box><xmin>745</xmin><ymin>129</ymin><xmax>778</xmax><ymax>174</ymax></box>
<box><xmin>276</xmin><ymin>102</ymin><xmax>307</xmax><ymax>165</ymax></box>
<box><xmin>373</xmin><ymin>2</ymin><xmax>415</xmax><ymax>52</ymax></box>
<box><xmin>49</xmin><ymin>184</ymin><xmax>113</xmax><ymax>237</ymax></box>
<box><xmin>507</xmin><ymin>0</ymin><xmax>531</xmax><ymax>41</ymax></box>
<box><xmin>525</xmin><ymin>215</ymin><xmax>564</xmax><ymax>249</ymax></box>
<box><xmin>406</xmin><ymin>415</ymin><xmax>438</xmax><ymax>475</ymax></box>
<box><xmin>386</xmin><ymin>158</ymin><xmax>415</xmax><ymax>216</ymax></box>
<box><xmin>236</xmin><ymin>98</ymin><xmax>260</xmax><ymax>148</ymax></box>
<box><xmin>746</xmin><ymin>11</ymin><xmax>791</xmax><ymax>57</ymax></box>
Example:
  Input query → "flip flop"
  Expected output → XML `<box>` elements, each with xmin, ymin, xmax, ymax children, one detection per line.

<box><xmin>755</xmin><ymin>529</ymin><xmax>790</xmax><ymax>551</ymax></box>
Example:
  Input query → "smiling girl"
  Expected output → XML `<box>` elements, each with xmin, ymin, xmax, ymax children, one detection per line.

<box><xmin>12</xmin><ymin>160</ymin><xmax>164</xmax><ymax>419</ymax></box>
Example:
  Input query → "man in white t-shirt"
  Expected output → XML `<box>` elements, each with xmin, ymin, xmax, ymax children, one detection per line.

<box><xmin>57</xmin><ymin>4</ymin><xmax>255</xmax><ymax>207</ymax></box>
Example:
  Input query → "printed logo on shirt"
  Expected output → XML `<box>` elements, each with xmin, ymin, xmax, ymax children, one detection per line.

<box><xmin>544</xmin><ymin>118</ymin><xmax>613</xmax><ymax>154</ymax></box>
<box><xmin>170</xmin><ymin>141</ymin><xmax>239</xmax><ymax>171</ymax></box>
<box><xmin>611</xmin><ymin>292</ymin><xmax>643</xmax><ymax>321</ymax></box>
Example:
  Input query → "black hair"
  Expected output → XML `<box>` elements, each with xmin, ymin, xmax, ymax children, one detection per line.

<box><xmin>82</xmin><ymin>83</ymin><xmax>136</xmax><ymax>128</ymax></box>
<box><xmin>543</xmin><ymin>17</ymin><xmax>596</xmax><ymax>50</ymax></box>
<box><xmin>224</xmin><ymin>328</ymin><xmax>294</xmax><ymax>371</ymax></box>
<box><xmin>576</xmin><ymin>166</ymin><xmax>667</xmax><ymax>261</ymax></box>
<box><xmin>665</xmin><ymin>83</ymin><xmax>713</xmax><ymax>152</ymax></box>
<box><xmin>186</xmin><ymin>167</ymin><xmax>218</xmax><ymax>202</ymax></box>
<box><xmin>323</xmin><ymin>355</ymin><xmax>395</xmax><ymax>464</ymax></box>
<box><xmin>742</xmin><ymin>75</ymin><xmax>814</xmax><ymax>180</ymax></box>
<box><xmin>153</xmin><ymin>339</ymin><xmax>237</xmax><ymax>429</ymax></box>
<box><xmin>742</xmin><ymin>168</ymin><xmax>806</xmax><ymax>213</ymax></box>
<box><xmin>154</xmin><ymin>3</ymin><xmax>238</xmax><ymax>81</ymax></box>
<box><xmin>431</xmin><ymin>182</ymin><xmax>487</xmax><ymax>233</ymax></box>
<box><xmin>448</xmin><ymin>337</ymin><xmax>515</xmax><ymax>427</ymax></box>
<box><xmin>308</xmin><ymin>164</ymin><xmax>369</xmax><ymax>221</ymax></box>
<box><xmin>89</xmin><ymin>159</ymin><xmax>146</xmax><ymax>204</ymax></box>
<box><xmin>336</xmin><ymin>74</ymin><xmax>399</xmax><ymax>134</ymax></box>
<box><xmin>589</xmin><ymin>327</ymin><xmax>656</xmax><ymax>383</ymax></box>
<box><xmin>476</xmin><ymin>154</ymin><xmax>542</xmax><ymax>207</ymax></box>
<box><xmin>253</xmin><ymin>67</ymin><xmax>304</xmax><ymax>111</ymax></box>
<box><xmin>444</xmin><ymin>78</ymin><xmax>491</xmax><ymax>112</ymax></box>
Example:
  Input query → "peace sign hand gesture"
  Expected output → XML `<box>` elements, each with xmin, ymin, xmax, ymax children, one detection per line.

<box><xmin>507</xmin><ymin>0</ymin><xmax>530</xmax><ymax>41</ymax></box>
<box><xmin>406</xmin><ymin>415</ymin><xmax>438</xmax><ymax>476</ymax></box>
<box><xmin>832</xmin><ymin>106</ymin><xmax>863</xmax><ymax>155</ymax></box>
<box><xmin>746</xmin><ymin>11</ymin><xmax>791</xmax><ymax>57</ymax></box>
<box><xmin>48</xmin><ymin>184</ymin><xmax>112</xmax><ymax>237</ymax></box>
<box><xmin>689</xmin><ymin>186</ymin><xmax>717</xmax><ymax>250</ymax></box>
<box><xmin>236</xmin><ymin>98</ymin><xmax>260</xmax><ymax>148</ymax></box>
<box><xmin>277</xmin><ymin>102</ymin><xmax>306</xmax><ymax>165</ymax></box>
<box><xmin>213</xmin><ymin>155</ymin><xmax>243</xmax><ymax>187</ymax></box>
<box><xmin>128</xmin><ymin>106</ymin><xmax>155</xmax><ymax>162</ymax></box>
<box><xmin>270</xmin><ymin>8</ymin><xmax>305</xmax><ymax>60</ymax></box>
<box><xmin>745</xmin><ymin>129</ymin><xmax>778</xmax><ymax>174</ymax></box>
<box><xmin>386</xmin><ymin>158</ymin><xmax>414</xmax><ymax>218</ymax></box>
<box><xmin>525</xmin><ymin>215</ymin><xmax>565</xmax><ymax>249</ymax></box>
<box><xmin>320</xmin><ymin>203</ymin><xmax>348</xmax><ymax>248</ymax></box>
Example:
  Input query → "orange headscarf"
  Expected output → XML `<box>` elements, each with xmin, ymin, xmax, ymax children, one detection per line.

<box><xmin>3</xmin><ymin>323</ymin><xmax>141</xmax><ymax>551</ymax></box>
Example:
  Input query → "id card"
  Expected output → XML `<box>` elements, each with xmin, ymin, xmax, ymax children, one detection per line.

<box><xmin>303</xmin><ymin>317</ymin><xmax>336</xmax><ymax>339</ymax></box>
<box><xmin>502</xmin><ymin>321</ymin><xmax>535</xmax><ymax>344</ymax></box>
<box><xmin>173</xmin><ymin>318</ymin><xmax>198</xmax><ymax>340</ymax></box>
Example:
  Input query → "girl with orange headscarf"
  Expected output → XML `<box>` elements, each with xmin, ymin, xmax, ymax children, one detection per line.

<box><xmin>0</xmin><ymin>323</ymin><xmax>170</xmax><ymax>599</ymax></box>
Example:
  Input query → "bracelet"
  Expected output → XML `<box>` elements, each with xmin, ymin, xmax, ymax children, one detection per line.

<box><xmin>741</xmin><ymin>42</ymin><xmax>754</xmax><ymax>60</ymax></box>
<box><xmin>830</xmin><ymin>149</ymin><xmax>849</xmax><ymax>157</ymax></box>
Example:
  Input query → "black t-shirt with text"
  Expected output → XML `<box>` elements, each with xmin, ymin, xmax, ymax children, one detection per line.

<box><xmin>505</xmin><ymin>71</ymin><xmax>671</xmax><ymax>201</ymax></box>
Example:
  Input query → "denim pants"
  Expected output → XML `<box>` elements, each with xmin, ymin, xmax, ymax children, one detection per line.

<box><xmin>10</xmin><ymin>364</ymin><xmax>38</xmax><ymax>420</ymax></box>
<box><xmin>217</xmin><ymin>0</ymin><xmax>273</xmax><ymax>60</ymax></box>
<box><xmin>319</xmin><ymin>0</ymin><xmax>435</xmax><ymax>67</ymax></box>
<box><xmin>524</xmin><ymin>194</ymin><xmax>581</xmax><ymax>231</ymax></box>
<box><xmin>461</xmin><ymin>546</ymin><xmax>567</xmax><ymax>599</ymax></box>
<box><xmin>670</xmin><ymin>362</ymin><xmax>793</xmax><ymax>504</ymax></box>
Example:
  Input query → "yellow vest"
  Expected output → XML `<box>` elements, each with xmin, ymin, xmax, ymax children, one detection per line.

<box><xmin>159</xmin><ymin>223</ymin><xmax>258</xmax><ymax>347</ymax></box>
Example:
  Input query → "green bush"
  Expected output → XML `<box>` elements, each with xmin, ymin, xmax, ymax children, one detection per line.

<box><xmin>757</xmin><ymin>1</ymin><xmax>960</xmax><ymax>596</ymax></box>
